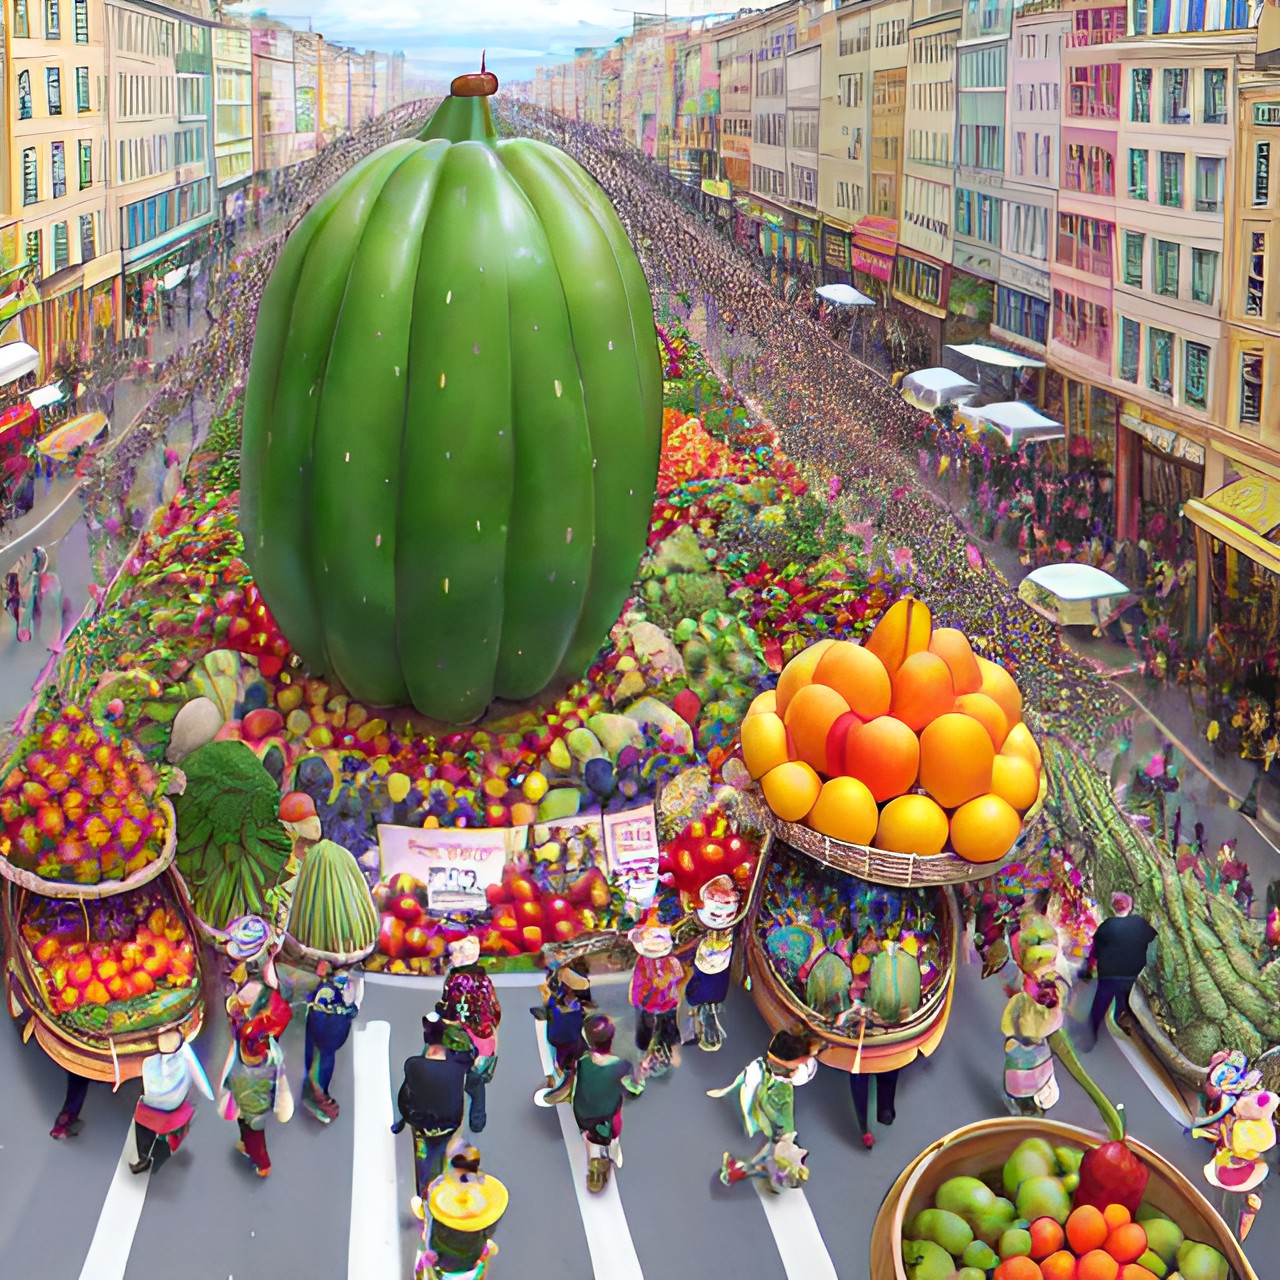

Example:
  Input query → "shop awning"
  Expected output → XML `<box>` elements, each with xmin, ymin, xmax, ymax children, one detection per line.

<box><xmin>161</xmin><ymin>265</ymin><xmax>190</xmax><ymax>291</ymax></box>
<box><xmin>28</xmin><ymin>383</ymin><xmax>65</xmax><ymax>410</ymax></box>
<box><xmin>35</xmin><ymin>411</ymin><xmax>108</xmax><ymax>460</ymax></box>
<box><xmin>900</xmin><ymin>367</ymin><xmax>978</xmax><ymax>412</ymax></box>
<box><xmin>816</xmin><ymin>283</ymin><xmax>875</xmax><ymax>307</ymax></box>
<box><xmin>956</xmin><ymin>400</ymin><xmax>1064</xmax><ymax>448</ymax></box>
<box><xmin>946</xmin><ymin>343</ymin><xmax>1046</xmax><ymax>370</ymax></box>
<box><xmin>0</xmin><ymin>341</ymin><xmax>39</xmax><ymax>386</ymax></box>
<box><xmin>1184</xmin><ymin>476</ymin><xmax>1280</xmax><ymax>574</ymax></box>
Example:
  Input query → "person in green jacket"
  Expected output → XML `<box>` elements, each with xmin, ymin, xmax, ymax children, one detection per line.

<box><xmin>708</xmin><ymin>1027</ymin><xmax>821</xmax><ymax>1192</ymax></box>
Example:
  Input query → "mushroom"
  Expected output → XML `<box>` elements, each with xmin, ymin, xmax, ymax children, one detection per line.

<box><xmin>279</xmin><ymin>790</ymin><xmax>321</xmax><ymax>844</ymax></box>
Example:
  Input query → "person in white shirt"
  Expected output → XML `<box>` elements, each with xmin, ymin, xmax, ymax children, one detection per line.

<box><xmin>130</xmin><ymin>1028</ymin><xmax>215</xmax><ymax>1175</ymax></box>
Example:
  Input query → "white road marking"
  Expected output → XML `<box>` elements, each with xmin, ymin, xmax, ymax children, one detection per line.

<box><xmin>532</xmin><ymin>1019</ymin><xmax>644</xmax><ymax>1280</ymax></box>
<box><xmin>752</xmin><ymin>1181</ymin><xmax>840</xmax><ymax>1280</ymax></box>
<box><xmin>77</xmin><ymin>1122</ymin><xmax>149</xmax><ymax>1280</ymax></box>
<box><xmin>349</xmin><ymin>1020</ymin><xmax>400</xmax><ymax>1280</ymax></box>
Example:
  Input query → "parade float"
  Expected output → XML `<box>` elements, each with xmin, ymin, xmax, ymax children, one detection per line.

<box><xmin>0</xmin><ymin>703</ymin><xmax>203</xmax><ymax>1081</ymax></box>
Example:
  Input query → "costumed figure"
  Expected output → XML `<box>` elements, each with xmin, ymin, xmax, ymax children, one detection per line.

<box><xmin>684</xmin><ymin>875</ymin><xmax>741</xmax><ymax>1053</ymax></box>
<box><xmin>130</xmin><ymin>1028</ymin><xmax>214</xmax><ymax>1174</ymax></box>
<box><xmin>1001</xmin><ymin>914</ymin><xmax>1069</xmax><ymax>1117</ymax></box>
<box><xmin>570</xmin><ymin>1013</ymin><xmax>645</xmax><ymax>1194</ymax></box>
<box><xmin>412</xmin><ymin>1135</ymin><xmax>507</xmax><ymax>1279</ymax></box>
<box><xmin>1192</xmin><ymin>1050</ymin><xmax>1275</xmax><ymax>1239</ymax></box>
<box><xmin>302</xmin><ymin>961</ymin><xmax>363</xmax><ymax>1123</ymax></box>
<box><xmin>216</xmin><ymin>915</ymin><xmax>294</xmax><ymax>1177</ymax></box>
<box><xmin>708</xmin><ymin>1027</ymin><xmax>821</xmax><ymax>1192</ymax></box>
<box><xmin>440</xmin><ymin>936</ymin><xmax>501</xmax><ymax>1134</ymax></box>
<box><xmin>628</xmin><ymin>915</ymin><xmax>683</xmax><ymax>1077</ymax></box>
<box><xmin>531</xmin><ymin>959</ymin><xmax>593</xmax><ymax>1106</ymax></box>
<box><xmin>394</xmin><ymin>1012</ymin><xmax>478</xmax><ymax>1194</ymax></box>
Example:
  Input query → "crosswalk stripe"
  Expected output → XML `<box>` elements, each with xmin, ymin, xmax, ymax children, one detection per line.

<box><xmin>753</xmin><ymin>1180</ymin><xmax>840</xmax><ymax>1280</ymax></box>
<box><xmin>348</xmin><ymin>1020</ymin><xmax>400</xmax><ymax>1280</ymax></box>
<box><xmin>531</xmin><ymin>1019</ymin><xmax>645</xmax><ymax>1280</ymax></box>
<box><xmin>77</xmin><ymin>1121</ymin><xmax>149</xmax><ymax>1280</ymax></box>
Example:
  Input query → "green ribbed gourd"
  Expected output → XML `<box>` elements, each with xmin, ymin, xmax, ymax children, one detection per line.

<box><xmin>240</xmin><ymin>62</ymin><xmax>662</xmax><ymax>724</ymax></box>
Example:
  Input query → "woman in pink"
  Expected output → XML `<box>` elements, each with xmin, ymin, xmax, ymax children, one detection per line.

<box><xmin>628</xmin><ymin>918</ymin><xmax>683</xmax><ymax>1077</ymax></box>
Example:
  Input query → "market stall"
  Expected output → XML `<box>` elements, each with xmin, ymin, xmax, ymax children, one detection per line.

<box><xmin>900</xmin><ymin>367</ymin><xmax>978</xmax><ymax>413</ymax></box>
<box><xmin>955</xmin><ymin>400</ymin><xmax>1064</xmax><ymax>450</ymax></box>
<box><xmin>1018</xmin><ymin>563</ymin><xmax>1133</xmax><ymax>629</ymax></box>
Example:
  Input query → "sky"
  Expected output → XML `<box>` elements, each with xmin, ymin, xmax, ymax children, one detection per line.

<box><xmin>228</xmin><ymin>0</ymin><xmax>735</xmax><ymax>87</ymax></box>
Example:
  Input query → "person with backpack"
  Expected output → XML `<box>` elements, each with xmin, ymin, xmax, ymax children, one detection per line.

<box><xmin>439</xmin><ymin>936</ymin><xmax>501</xmax><ymax>1133</ymax></box>
<box><xmin>302</xmin><ymin>962</ymin><xmax>363</xmax><ymax>1123</ymax></box>
<box><xmin>393</xmin><ymin>1012</ymin><xmax>477</xmax><ymax>1194</ymax></box>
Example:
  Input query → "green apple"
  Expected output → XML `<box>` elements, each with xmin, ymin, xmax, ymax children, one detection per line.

<box><xmin>936</xmin><ymin>1176</ymin><xmax>998</xmax><ymax>1220</ymax></box>
<box><xmin>908</xmin><ymin>1208</ymin><xmax>973</xmax><ymax>1258</ymax></box>
<box><xmin>962</xmin><ymin>1240</ymin><xmax>1000</xmax><ymax>1271</ymax></box>
<box><xmin>1003</xmin><ymin>1138</ymin><xmax>1057</xmax><ymax>1198</ymax></box>
<box><xmin>1143</xmin><ymin>1218</ymin><xmax>1185</xmax><ymax>1266</ymax></box>
<box><xmin>1175</xmin><ymin>1241</ymin><xmax>1228</xmax><ymax>1280</ymax></box>
<box><xmin>1014</xmin><ymin>1175</ymin><xmax>1071</xmax><ymax>1225</ymax></box>
<box><xmin>999</xmin><ymin>1227</ymin><xmax>1033</xmax><ymax>1260</ymax></box>
<box><xmin>901</xmin><ymin>1238</ymin><xmax>957</xmax><ymax>1280</ymax></box>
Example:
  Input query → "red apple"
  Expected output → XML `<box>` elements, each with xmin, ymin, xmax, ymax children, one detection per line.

<box><xmin>552</xmin><ymin>919</ymin><xmax>579</xmax><ymax>942</ymax></box>
<box><xmin>515</xmin><ymin>900</ymin><xmax>545</xmax><ymax>928</ymax></box>
<box><xmin>544</xmin><ymin>897</ymin><xmax>576</xmax><ymax>927</ymax></box>
<box><xmin>509</xmin><ymin>873</ymin><xmax>538</xmax><ymax>903</ymax></box>
<box><xmin>386</xmin><ymin>872</ymin><xmax>422</xmax><ymax>896</ymax></box>
<box><xmin>521</xmin><ymin>925</ymin><xmax>544</xmax><ymax>952</ymax></box>
<box><xmin>378</xmin><ymin>916</ymin><xmax>406</xmax><ymax>959</ymax></box>
<box><xmin>825</xmin><ymin>711</ymin><xmax>863</xmax><ymax>776</ymax></box>
<box><xmin>485</xmin><ymin>882</ymin><xmax>511</xmax><ymax>908</ymax></box>
<box><xmin>403</xmin><ymin>926</ymin><xmax>429</xmax><ymax>958</ymax></box>
<box><xmin>388</xmin><ymin>893</ymin><xmax>424</xmax><ymax>925</ymax></box>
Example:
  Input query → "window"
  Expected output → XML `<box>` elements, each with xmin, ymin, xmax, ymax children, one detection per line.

<box><xmin>1246</xmin><ymin>231</ymin><xmax>1265</xmax><ymax>317</ymax></box>
<box><xmin>47</xmin><ymin>67</ymin><xmax>62</xmax><ymax>115</ymax></box>
<box><xmin>76</xmin><ymin>66</ymin><xmax>89</xmax><ymax>111</ymax></box>
<box><xmin>789</xmin><ymin>164</ymin><xmax>817</xmax><ymax>207</ymax></box>
<box><xmin>1133</xmin><ymin>0</ymin><xmax>1148</xmax><ymax>31</ymax></box>
<box><xmin>25</xmin><ymin>231</ymin><xmax>40</xmax><ymax>272</ymax></box>
<box><xmin>1154</xmin><ymin>240</ymin><xmax>1179</xmax><ymax>296</ymax></box>
<box><xmin>1068</xmin><ymin>64</ymin><xmax>1120</xmax><ymax>119</ymax></box>
<box><xmin>22</xmin><ymin>148</ymin><xmax>38</xmax><ymax>205</ymax></box>
<box><xmin>78</xmin><ymin>138</ymin><xmax>91</xmax><ymax>187</ymax></box>
<box><xmin>789</xmin><ymin>110</ymin><xmax>818</xmax><ymax>152</ymax></box>
<box><xmin>1053</xmin><ymin>289</ymin><xmax>1112</xmax><ymax>361</ymax></box>
<box><xmin>52</xmin><ymin>221</ymin><xmax>68</xmax><ymax>272</ymax></box>
<box><xmin>894</xmin><ymin>255</ymin><xmax>943</xmax><ymax>306</ymax></box>
<box><xmin>45</xmin><ymin>0</ymin><xmax>59</xmax><ymax>39</ymax></box>
<box><xmin>1184</xmin><ymin>341</ymin><xmax>1209</xmax><ymax>410</ymax></box>
<box><xmin>1191</xmin><ymin>248</ymin><xmax>1217</xmax><ymax>305</ymax></box>
<box><xmin>15</xmin><ymin>0</ymin><xmax>29</xmax><ymax>37</ymax></box>
<box><xmin>838</xmin><ymin>73</ymin><xmax>863</xmax><ymax>109</ymax></box>
<box><xmin>1148</xmin><ymin>328</ymin><xmax>1174</xmax><ymax>395</ymax></box>
<box><xmin>1255</xmin><ymin>142</ymin><xmax>1271</xmax><ymax>207</ymax></box>
<box><xmin>1131</xmin><ymin>68</ymin><xmax>1151</xmax><ymax>122</ymax></box>
<box><xmin>1128</xmin><ymin>149</ymin><xmax>1148</xmax><ymax>200</ymax></box>
<box><xmin>1123</xmin><ymin>232</ymin><xmax>1144</xmax><ymax>286</ymax></box>
<box><xmin>995</xmin><ymin>287</ymin><xmax>1049</xmax><ymax>346</ymax></box>
<box><xmin>51</xmin><ymin>141</ymin><xmax>66</xmax><ymax>198</ymax></box>
<box><xmin>1158</xmin><ymin>152</ymin><xmax>1183</xmax><ymax>207</ymax></box>
<box><xmin>1162</xmin><ymin>68</ymin><xmax>1190</xmax><ymax>124</ymax></box>
<box><xmin>79</xmin><ymin>213</ymin><xmax>94</xmax><ymax>262</ymax></box>
<box><xmin>1204</xmin><ymin>69</ymin><xmax>1227</xmax><ymax>124</ymax></box>
<box><xmin>1056</xmin><ymin>214</ymin><xmax>1113</xmax><ymax>275</ymax></box>
<box><xmin>1195</xmin><ymin>157</ymin><xmax>1222</xmax><ymax>212</ymax></box>
<box><xmin>1119</xmin><ymin>318</ymin><xmax>1140</xmax><ymax>382</ymax></box>
<box><xmin>17</xmin><ymin>71</ymin><xmax>32</xmax><ymax>121</ymax></box>
<box><xmin>1241</xmin><ymin>349</ymin><xmax>1263</xmax><ymax>423</ymax></box>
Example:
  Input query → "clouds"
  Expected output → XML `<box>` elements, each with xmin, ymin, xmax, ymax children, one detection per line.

<box><xmin>226</xmin><ymin>0</ymin><xmax>710</xmax><ymax>82</ymax></box>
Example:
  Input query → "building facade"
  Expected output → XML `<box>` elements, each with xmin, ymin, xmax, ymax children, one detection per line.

<box><xmin>250</xmin><ymin>20</ymin><xmax>297</xmax><ymax>173</ymax></box>
<box><xmin>212</xmin><ymin>19</ymin><xmax>251</xmax><ymax>214</ymax></box>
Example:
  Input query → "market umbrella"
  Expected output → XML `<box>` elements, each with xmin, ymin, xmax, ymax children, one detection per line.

<box><xmin>1018</xmin><ymin>563</ymin><xmax>1132</xmax><ymax>628</ymax></box>
<box><xmin>35</xmin><ymin>412</ymin><xmax>108</xmax><ymax>461</ymax></box>
<box><xmin>816</xmin><ymin>283</ymin><xmax>876</xmax><ymax>307</ymax></box>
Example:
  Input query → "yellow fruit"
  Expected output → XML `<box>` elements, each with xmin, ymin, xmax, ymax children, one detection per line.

<box><xmin>746</xmin><ymin>690</ymin><xmax>777</xmax><ymax>719</ymax></box>
<box><xmin>918</xmin><ymin>713</ymin><xmax>994</xmax><ymax>808</ymax></box>
<box><xmin>864</xmin><ymin>597</ymin><xmax>932</xmax><ymax>676</ymax></box>
<box><xmin>874</xmin><ymin>794</ymin><xmax>949</xmax><ymax>855</ymax></box>
<box><xmin>976</xmin><ymin>656</ymin><xmax>1023</xmax><ymax>728</ymax></box>
<box><xmin>784</xmin><ymin>683</ymin><xmax>851</xmax><ymax>775</ymax></box>
<box><xmin>806</xmin><ymin>776</ymin><xmax>878</xmax><ymax>845</ymax></box>
<box><xmin>951</xmin><ymin>793</ymin><xmax>1022</xmax><ymax>863</ymax></box>
<box><xmin>741</xmin><ymin>711</ymin><xmax>790</xmax><ymax>780</ymax></box>
<box><xmin>991</xmin><ymin>754</ymin><xmax>1040</xmax><ymax>812</ymax></box>
<box><xmin>760</xmin><ymin>760</ymin><xmax>822</xmax><ymax>823</ymax></box>
<box><xmin>1002</xmin><ymin>722</ymin><xmax>1042</xmax><ymax>770</ymax></box>
<box><xmin>522</xmin><ymin>771</ymin><xmax>549</xmax><ymax>803</ymax></box>
<box><xmin>811</xmin><ymin>642</ymin><xmax>892</xmax><ymax>720</ymax></box>
<box><xmin>774</xmin><ymin>639</ymin><xmax>836</xmax><ymax>718</ymax></box>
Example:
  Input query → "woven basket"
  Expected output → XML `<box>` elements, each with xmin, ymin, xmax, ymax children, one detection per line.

<box><xmin>279</xmin><ymin>931</ymin><xmax>376</xmax><ymax>971</ymax></box>
<box><xmin>0</xmin><ymin>796</ymin><xmax>176</xmax><ymax>899</ymax></box>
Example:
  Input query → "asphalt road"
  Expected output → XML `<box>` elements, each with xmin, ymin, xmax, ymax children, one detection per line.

<box><xmin>1</xmin><ymin>955</ymin><xmax>1266</xmax><ymax>1280</ymax></box>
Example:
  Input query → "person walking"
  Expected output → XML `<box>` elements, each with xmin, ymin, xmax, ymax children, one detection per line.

<box><xmin>129</xmin><ymin>1029</ymin><xmax>214</xmax><ymax>1175</ymax></box>
<box><xmin>1087</xmin><ymin>891</ymin><xmax>1157</xmax><ymax>1039</ymax></box>
<box><xmin>302</xmin><ymin>962</ymin><xmax>363</xmax><ymax>1123</ymax></box>
<box><xmin>393</xmin><ymin>1012</ymin><xmax>477</xmax><ymax>1194</ymax></box>
<box><xmin>439</xmin><ymin>936</ymin><xmax>501</xmax><ymax>1133</ymax></box>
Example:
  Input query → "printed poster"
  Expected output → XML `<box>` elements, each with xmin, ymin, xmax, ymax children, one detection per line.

<box><xmin>377</xmin><ymin>824</ymin><xmax>527</xmax><ymax>916</ymax></box>
<box><xmin>530</xmin><ymin>812</ymin><xmax>605</xmax><ymax>874</ymax></box>
<box><xmin>603</xmin><ymin>805</ymin><xmax>660</xmax><ymax>911</ymax></box>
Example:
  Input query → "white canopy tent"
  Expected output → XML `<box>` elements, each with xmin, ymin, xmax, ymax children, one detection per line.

<box><xmin>946</xmin><ymin>343</ymin><xmax>1046</xmax><ymax>370</ymax></box>
<box><xmin>0</xmin><ymin>341</ymin><xmax>39</xmax><ymax>387</ymax></box>
<box><xmin>816</xmin><ymin>282</ymin><xmax>876</xmax><ymax>307</ymax></box>
<box><xmin>28</xmin><ymin>383</ymin><xmax>65</xmax><ymax>410</ymax></box>
<box><xmin>956</xmin><ymin>400</ymin><xmax>1064</xmax><ymax>448</ymax></box>
<box><xmin>899</xmin><ymin>366</ymin><xmax>978</xmax><ymax>412</ymax></box>
<box><xmin>1019</xmin><ymin>563</ymin><xmax>1132</xmax><ymax>628</ymax></box>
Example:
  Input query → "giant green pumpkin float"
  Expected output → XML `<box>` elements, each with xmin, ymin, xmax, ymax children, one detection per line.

<box><xmin>240</xmin><ymin>63</ymin><xmax>662</xmax><ymax>723</ymax></box>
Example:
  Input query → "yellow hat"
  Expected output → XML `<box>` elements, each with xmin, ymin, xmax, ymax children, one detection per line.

<box><xmin>427</xmin><ymin>1171</ymin><xmax>509</xmax><ymax>1233</ymax></box>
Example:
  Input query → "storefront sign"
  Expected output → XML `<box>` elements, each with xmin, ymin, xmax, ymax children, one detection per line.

<box><xmin>700</xmin><ymin>178</ymin><xmax>731</xmax><ymax>199</ymax></box>
<box><xmin>850</xmin><ymin>246</ymin><xmax>893</xmax><ymax>281</ymax></box>
<box><xmin>822</xmin><ymin>225</ymin><xmax>851</xmax><ymax>279</ymax></box>
<box><xmin>603</xmin><ymin>805</ymin><xmax>659</xmax><ymax>910</ymax></box>
<box><xmin>1119</xmin><ymin>405</ymin><xmax>1206</xmax><ymax>465</ymax></box>
<box><xmin>952</xmin><ymin>243</ymin><xmax>1000</xmax><ymax>282</ymax></box>
<box><xmin>378</xmin><ymin>824</ymin><xmax>525</xmax><ymax>915</ymax></box>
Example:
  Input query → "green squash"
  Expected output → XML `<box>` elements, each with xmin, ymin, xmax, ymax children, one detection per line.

<box><xmin>240</xmin><ymin>67</ymin><xmax>662</xmax><ymax>723</ymax></box>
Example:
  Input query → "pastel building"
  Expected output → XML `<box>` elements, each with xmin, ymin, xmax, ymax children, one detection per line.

<box><xmin>748</xmin><ymin>3</ymin><xmax>798</xmax><ymax>249</ymax></box>
<box><xmin>784</xmin><ymin>34</ymin><xmax>821</xmax><ymax>262</ymax></box>
<box><xmin>213</xmin><ymin>20</ymin><xmax>252</xmax><ymax>211</ymax></box>
<box><xmin>250</xmin><ymin>21</ymin><xmax>298</xmax><ymax>173</ymax></box>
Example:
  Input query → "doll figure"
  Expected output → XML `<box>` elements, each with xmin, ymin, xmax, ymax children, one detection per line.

<box><xmin>532</xmin><ymin>960</ymin><xmax>593</xmax><ymax>1106</ymax></box>
<box><xmin>1195</xmin><ymin>1049</ymin><xmax>1262</xmax><ymax>1129</ymax></box>
<box><xmin>413</xmin><ymin>1135</ymin><xmax>508</xmax><ymax>1279</ymax></box>
<box><xmin>709</xmin><ymin>1027</ymin><xmax>821</xmax><ymax>1193</ymax></box>
<box><xmin>628</xmin><ymin>915</ymin><xmax>683</xmax><ymax>1077</ymax></box>
<box><xmin>440</xmin><ymin>935</ymin><xmax>501</xmax><ymax>1134</ymax></box>
<box><xmin>1196</xmin><ymin>1088</ymin><xmax>1277</xmax><ymax>1240</ymax></box>
<box><xmin>1001</xmin><ymin>914</ymin><xmax>1069</xmax><ymax>1117</ymax></box>
<box><xmin>685</xmin><ymin>875</ymin><xmax>741</xmax><ymax>1052</ymax></box>
<box><xmin>130</xmin><ymin>1028</ymin><xmax>214</xmax><ymax>1174</ymax></box>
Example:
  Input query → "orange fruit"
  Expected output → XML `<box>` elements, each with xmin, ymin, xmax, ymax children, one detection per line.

<box><xmin>1040</xmin><ymin>1251</ymin><xmax>1079</xmax><ymax>1280</ymax></box>
<box><xmin>991</xmin><ymin>753</ymin><xmax>1041</xmax><ymax>811</ymax></box>
<box><xmin>950</xmin><ymin>793</ymin><xmax>1022</xmax><ymax>863</ymax></box>
<box><xmin>929</xmin><ymin>626</ymin><xmax>982</xmax><ymax>694</ymax></box>
<box><xmin>1076</xmin><ymin>1251</ymin><xmax>1119</xmax><ymax>1280</ymax></box>
<box><xmin>760</xmin><ymin>761</ymin><xmax>821</xmax><ymax>823</ymax></box>
<box><xmin>1117</xmin><ymin>1266</ymin><xmax>1158</xmax><ymax>1280</ymax></box>
<box><xmin>775</xmin><ymin>639</ymin><xmax>835</xmax><ymax>718</ymax></box>
<box><xmin>977</xmin><ymin>654</ymin><xmax>1024</xmax><ymax>727</ymax></box>
<box><xmin>954</xmin><ymin>691</ymin><xmax>1010</xmax><ymax>750</ymax></box>
<box><xmin>838</xmin><ymin>714</ymin><xmax>920</xmax><ymax>801</ymax></box>
<box><xmin>812</xmin><ymin>641</ymin><xmax>892</xmax><ymax>720</ymax></box>
<box><xmin>805</xmin><ymin>776</ymin><xmax>878</xmax><ymax>845</ymax></box>
<box><xmin>1029</xmin><ymin>1217</ymin><xmax>1066</xmax><ymax>1261</ymax></box>
<box><xmin>745</xmin><ymin>690</ymin><xmax>777</xmax><ymax>719</ymax></box>
<box><xmin>1101</xmin><ymin>1205</ymin><xmax>1131</xmax><ymax>1232</ymax></box>
<box><xmin>875</xmin><ymin>793</ymin><xmax>949</xmax><ymax>855</ymax></box>
<box><xmin>784</xmin><ymin>683</ymin><xmax>851</xmax><ymax>775</ymax></box>
<box><xmin>889</xmin><ymin>651</ymin><xmax>955</xmax><ymax>731</ymax></box>
<box><xmin>1066</xmin><ymin>1206</ymin><xmax>1110</xmax><ymax>1256</ymax></box>
<box><xmin>863</xmin><ymin>597</ymin><xmax>932</xmax><ymax>675</ymax></box>
<box><xmin>1002</xmin><ymin>721</ymin><xmax>1042</xmax><ymax>769</ymax></box>
<box><xmin>741</xmin><ymin>711</ymin><xmax>789</xmax><ymax>780</ymax></box>
<box><xmin>919</xmin><ymin>712</ymin><xmax>994</xmax><ymax>808</ymax></box>
<box><xmin>1103</xmin><ymin>1224</ymin><xmax>1147</xmax><ymax>1265</ymax></box>
<box><xmin>994</xmin><ymin>1259</ymin><xmax>1043</xmax><ymax>1280</ymax></box>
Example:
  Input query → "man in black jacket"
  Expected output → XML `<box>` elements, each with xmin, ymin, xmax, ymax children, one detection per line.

<box><xmin>1088</xmin><ymin>891</ymin><xmax>1157</xmax><ymax>1038</ymax></box>
<box><xmin>392</xmin><ymin>1012</ymin><xmax>476</xmax><ymax>1194</ymax></box>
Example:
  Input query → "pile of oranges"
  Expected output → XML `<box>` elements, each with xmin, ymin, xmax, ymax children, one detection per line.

<box><xmin>994</xmin><ymin>1204</ymin><xmax>1159</xmax><ymax>1280</ymax></box>
<box><xmin>741</xmin><ymin>598</ymin><xmax>1044</xmax><ymax>863</ymax></box>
